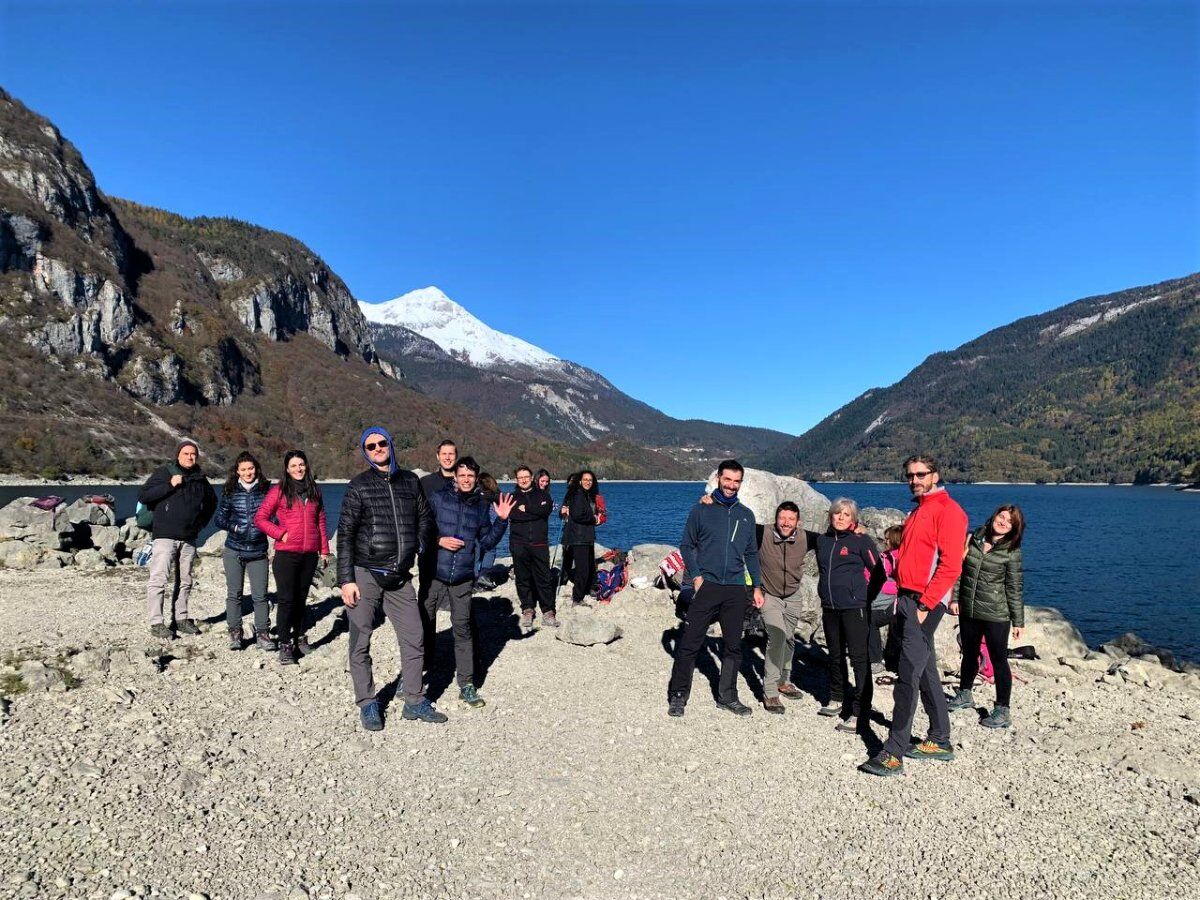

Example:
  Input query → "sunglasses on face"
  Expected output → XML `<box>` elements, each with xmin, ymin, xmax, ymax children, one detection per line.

<box><xmin>905</xmin><ymin>470</ymin><xmax>933</xmax><ymax>480</ymax></box>
<box><xmin>365</xmin><ymin>440</ymin><xmax>389</xmax><ymax>451</ymax></box>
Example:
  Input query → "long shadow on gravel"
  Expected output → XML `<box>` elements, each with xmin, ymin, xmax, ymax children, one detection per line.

<box><xmin>660</xmin><ymin>627</ymin><xmax>767</xmax><ymax>703</ymax></box>
<box><xmin>424</xmin><ymin>594</ymin><xmax>524</xmax><ymax>702</ymax></box>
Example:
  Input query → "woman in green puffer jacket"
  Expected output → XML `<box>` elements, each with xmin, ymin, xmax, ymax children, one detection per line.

<box><xmin>947</xmin><ymin>505</ymin><xmax>1025</xmax><ymax>728</ymax></box>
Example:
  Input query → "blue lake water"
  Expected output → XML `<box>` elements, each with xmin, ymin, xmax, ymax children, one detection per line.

<box><xmin>4</xmin><ymin>480</ymin><xmax>1197</xmax><ymax>661</ymax></box>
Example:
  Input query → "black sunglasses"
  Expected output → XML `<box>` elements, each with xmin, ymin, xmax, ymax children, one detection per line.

<box><xmin>905</xmin><ymin>470</ymin><xmax>933</xmax><ymax>480</ymax></box>
<box><xmin>365</xmin><ymin>440</ymin><xmax>390</xmax><ymax>451</ymax></box>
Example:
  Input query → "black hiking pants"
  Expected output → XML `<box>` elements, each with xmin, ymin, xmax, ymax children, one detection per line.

<box><xmin>667</xmin><ymin>582</ymin><xmax>748</xmax><ymax>704</ymax></box>
<box><xmin>569</xmin><ymin>542</ymin><xmax>595</xmax><ymax>604</ymax></box>
<box><xmin>958</xmin><ymin>615</ymin><xmax>1013</xmax><ymax>707</ymax></box>
<box><xmin>822</xmin><ymin>607</ymin><xmax>873</xmax><ymax>725</ymax></box>
<box><xmin>512</xmin><ymin>543</ymin><xmax>554</xmax><ymax>613</ymax></box>
<box><xmin>273</xmin><ymin>550</ymin><xmax>318</xmax><ymax>646</ymax></box>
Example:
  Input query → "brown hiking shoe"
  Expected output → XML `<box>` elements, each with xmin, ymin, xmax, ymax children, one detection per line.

<box><xmin>777</xmin><ymin>682</ymin><xmax>803</xmax><ymax>699</ymax></box>
<box><xmin>519</xmin><ymin>609</ymin><xmax>535</xmax><ymax>631</ymax></box>
<box><xmin>763</xmin><ymin>696</ymin><xmax>785</xmax><ymax>714</ymax></box>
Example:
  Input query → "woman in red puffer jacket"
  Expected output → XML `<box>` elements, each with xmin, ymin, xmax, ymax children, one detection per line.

<box><xmin>255</xmin><ymin>450</ymin><xmax>329</xmax><ymax>665</ymax></box>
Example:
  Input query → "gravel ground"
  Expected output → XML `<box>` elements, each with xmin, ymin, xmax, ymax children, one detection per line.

<box><xmin>1</xmin><ymin>565</ymin><xmax>1198</xmax><ymax>900</ymax></box>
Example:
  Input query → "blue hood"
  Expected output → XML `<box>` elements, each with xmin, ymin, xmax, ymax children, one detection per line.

<box><xmin>359</xmin><ymin>426</ymin><xmax>398</xmax><ymax>475</ymax></box>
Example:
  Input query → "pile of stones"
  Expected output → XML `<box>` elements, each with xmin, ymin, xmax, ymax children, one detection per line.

<box><xmin>0</xmin><ymin>496</ymin><xmax>149</xmax><ymax>571</ymax></box>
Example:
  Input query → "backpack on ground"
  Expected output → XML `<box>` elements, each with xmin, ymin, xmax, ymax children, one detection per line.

<box><xmin>657</xmin><ymin>550</ymin><xmax>685</xmax><ymax>594</ymax></box>
<box><xmin>595</xmin><ymin>563</ymin><xmax>628</xmax><ymax>602</ymax></box>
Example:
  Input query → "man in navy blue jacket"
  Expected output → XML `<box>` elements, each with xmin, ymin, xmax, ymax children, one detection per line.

<box><xmin>425</xmin><ymin>456</ymin><xmax>514</xmax><ymax>708</ymax></box>
<box><xmin>667</xmin><ymin>459</ymin><xmax>764</xmax><ymax>717</ymax></box>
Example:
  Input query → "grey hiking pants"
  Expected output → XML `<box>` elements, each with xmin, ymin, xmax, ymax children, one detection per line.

<box><xmin>425</xmin><ymin>579</ymin><xmax>476</xmax><ymax>688</ymax></box>
<box><xmin>761</xmin><ymin>590</ymin><xmax>804</xmax><ymax>698</ymax></box>
<box><xmin>222</xmin><ymin>548</ymin><xmax>270</xmax><ymax>632</ymax></box>
<box><xmin>882</xmin><ymin>592</ymin><xmax>951</xmax><ymax>757</ymax></box>
<box><xmin>346</xmin><ymin>567</ymin><xmax>425</xmax><ymax>708</ymax></box>
<box><xmin>146</xmin><ymin>538</ymin><xmax>198</xmax><ymax>625</ymax></box>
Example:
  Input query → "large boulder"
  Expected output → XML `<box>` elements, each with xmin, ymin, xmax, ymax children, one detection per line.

<box><xmin>858</xmin><ymin>506</ymin><xmax>906</xmax><ymax>542</ymax></box>
<box><xmin>0</xmin><ymin>496</ymin><xmax>71</xmax><ymax>544</ymax></box>
<box><xmin>65</xmin><ymin>497</ymin><xmax>117</xmax><ymax>527</ymax></box>
<box><xmin>627</xmin><ymin>543</ymin><xmax>678</xmax><ymax>584</ymax></box>
<box><xmin>933</xmin><ymin>604</ymin><xmax>1089</xmax><ymax>675</ymax></box>
<box><xmin>118</xmin><ymin>516</ymin><xmax>150</xmax><ymax>546</ymax></box>
<box><xmin>704</xmin><ymin>467</ymin><xmax>831</xmax><ymax>531</ymax></box>
<box><xmin>74</xmin><ymin>548</ymin><xmax>108</xmax><ymax>571</ymax></box>
<box><xmin>88</xmin><ymin>524</ymin><xmax>123</xmax><ymax>560</ymax></box>
<box><xmin>198</xmin><ymin>530</ymin><xmax>226</xmax><ymax>557</ymax></box>
<box><xmin>0</xmin><ymin>540</ymin><xmax>43</xmax><ymax>569</ymax></box>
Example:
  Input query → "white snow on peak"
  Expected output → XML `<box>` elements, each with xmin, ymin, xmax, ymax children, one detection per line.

<box><xmin>360</xmin><ymin>286</ymin><xmax>561</xmax><ymax>370</ymax></box>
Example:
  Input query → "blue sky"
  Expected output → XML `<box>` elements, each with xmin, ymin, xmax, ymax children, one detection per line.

<box><xmin>2</xmin><ymin>0</ymin><xmax>1196</xmax><ymax>435</ymax></box>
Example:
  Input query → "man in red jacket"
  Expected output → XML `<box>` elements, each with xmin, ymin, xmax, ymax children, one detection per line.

<box><xmin>860</xmin><ymin>454</ymin><xmax>968</xmax><ymax>777</ymax></box>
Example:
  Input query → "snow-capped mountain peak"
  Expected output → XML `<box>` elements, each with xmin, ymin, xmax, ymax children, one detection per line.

<box><xmin>360</xmin><ymin>286</ymin><xmax>561</xmax><ymax>370</ymax></box>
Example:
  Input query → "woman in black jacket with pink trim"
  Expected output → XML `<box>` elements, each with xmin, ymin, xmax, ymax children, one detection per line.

<box><xmin>805</xmin><ymin>498</ymin><xmax>885</xmax><ymax>734</ymax></box>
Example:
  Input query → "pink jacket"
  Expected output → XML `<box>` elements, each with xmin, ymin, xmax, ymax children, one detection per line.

<box><xmin>253</xmin><ymin>484</ymin><xmax>329</xmax><ymax>556</ymax></box>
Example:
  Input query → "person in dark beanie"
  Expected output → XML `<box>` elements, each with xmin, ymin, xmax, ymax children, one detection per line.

<box><xmin>338</xmin><ymin>426</ymin><xmax>444</xmax><ymax>730</ymax></box>
<box><xmin>254</xmin><ymin>450</ymin><xmax>329</xmax><ymax>666</ymax></box>
<box><xmin>139</xmin><ymin>438</ymin><xmax>217</xmax><ymax>639</ymax></box>
<box><xmin>214</xmin><ymin>451</ymin><xmax>273</xmax><ymax>651</ymax></box>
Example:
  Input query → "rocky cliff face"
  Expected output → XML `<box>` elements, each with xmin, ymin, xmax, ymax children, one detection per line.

<box><xmin>0</xmin><ymin>88</ymin><xmax>376</xmax><ymax>414</ymax></box>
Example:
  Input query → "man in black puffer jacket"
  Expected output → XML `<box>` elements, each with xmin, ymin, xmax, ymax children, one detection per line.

<box><xmin>338</xmin><ymin>426</ymin><xmax>442</xmax><ymax>730</ymax></box>
<box><xmin>139</xmin><ymin>438</ymin><xmax>217</xmax><ymax>640</ymax></box>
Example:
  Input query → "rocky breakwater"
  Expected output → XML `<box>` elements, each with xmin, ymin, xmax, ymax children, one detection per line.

<box><xmin>0</xmin><ymin>495</ymin><xmax>147</xmax><ymax>570</ymax></box>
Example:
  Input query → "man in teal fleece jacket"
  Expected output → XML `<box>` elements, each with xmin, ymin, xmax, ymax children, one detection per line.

<box><xmin>667</xmin><ymin>459</ymin><xmax>764</xmax><ymax>717</ymax></box>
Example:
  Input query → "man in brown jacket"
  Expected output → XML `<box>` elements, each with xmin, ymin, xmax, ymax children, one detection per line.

<box><xmin>758</xmin><ymin>501</ymin><xmax>809</xmax><ymax>713</ymax></box>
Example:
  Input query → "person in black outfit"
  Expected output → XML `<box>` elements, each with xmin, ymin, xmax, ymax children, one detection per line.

<box><xmin>338</xmin><ymin>426</ymin><xmax>444</xmax><ymax>729</ymax></box>
<box><xmin>139</xmin><ymin>439</ymin><xmax>217</xmax><ymax>639</ymax></box>
<box><xmin>510</xmin><ymin>465</ymin><xmax>558</xmax><ymax>630</ymax></box>
<box><xmin>560</xmin><ymin>470</ymin><xmax>600</xmax><ymax>605</ymax></box>
<box><xmin>418</xmin><ymin>439</ymin><xmax>457</xmax><ymax>656</ymax></box>
<box><xmin>804</xmin><ymin>498</ymin><xmax>886</xmax><ymax>735</ymax></box>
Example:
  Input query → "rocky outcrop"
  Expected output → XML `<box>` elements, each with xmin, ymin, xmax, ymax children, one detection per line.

<box><xmin>0</xmin><ymin>496</ymin><xmax>141</xmax><ymax>569</ymax></box>
<box><xmin>229</xmin><ymin>270</ymin><xmax>374</xmax><ymax>362</ymax></box>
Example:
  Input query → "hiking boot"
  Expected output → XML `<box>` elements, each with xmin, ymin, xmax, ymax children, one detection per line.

<box><xmin>296</xmin><ymin>634</ymin><xmax>312</xmax><ymax>656</ymax></box>
<box><xmin>859</xmin><ymin>752</ymin><xmax>904</xmax><ymax>777</ymax></box>
<box><xmin>256</xmin><ymin>629</ymin><xmax>278</xmax><ymax>652</ymax></box>
<box><xmin>981</xmin><ymin>705</ymin><xmax>1012</xmax><ymax>729</ymax></box>
<box><xmin>176</xmin><ymin>619</ymin><xmax>201</xmax><ymax>636</ymax></box>
<box><xmin>401</xmin><ymin>699</ymin><xmax>448</xmax><ymax>724</ymax></box>
<box><xmin>149</xmin><ymin>623</ymin><xmax>174</xmax><ymax>640</ymax></box>
<box><xmin>459</xmin><ymin>683</ymin><xmax>486</xmax><ymax>708</ymax></box>
<box><xmin>519</xmin><ymin>609</ymin><xmax>535</xmax><ymax>631</ymax></box>
<box><xmin>763</xmin><ymin>696</ymin><xmax>785</xmax><ymax>715</ymax></box>
<box><xmin>227</xmin><ymin>627</ymin><xmax>243</xmax><ymax>651</ymax></box>
<box><xmin>667</xmin><ymin>693</ymin><xmax>687</xmax><ymax>717</ymax></box>
<box><xmin>359</xmin><ymin>701</ymin><xmax>383</xmax><ymax>732</ymax></box>
<box><xmin>817</xmin><ymin>701</ymin><xmax>841</xmax><ymax>717</ymax></box>
<box><xmin>716</xmin><ymin>698</ymin><xmax>753</xmax><ymax>717</ymax></box>
<box><xmin>835</xmin><ymin>720</ymin><xmax>862</xmax><ymax>734</ymax></box>
<box><xmin>946</xmin><ymin>688</ymin><xmax>975</xmax><ymax>712</ymax></box>
<box><xmin>278</xmin><ymin>641</ymin><xmax>298</xmax><ymax>666</ymax></box>
<box><xmin>905</xmin><ymin>739</ymin><xmax>955</xmax><ymax>761</ymax></box>
<box><xmin>777</xmin><ymin>682</ymin><xmax>803</xmax><ymax>700</ymax></box>
<box><xmin>542</xmin><ymin>611</ymin><xmax>560</xmax><ymax>628</ymax></box>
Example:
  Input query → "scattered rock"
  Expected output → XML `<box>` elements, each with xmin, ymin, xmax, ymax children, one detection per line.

<box><xmin>74</xmin><ymin>549</ymin><xmax>107</xmax><ymax>571</ymax></box>
<box><xmin>556</xmin><ymin>613</ymin><xmax>621</xmax><ymax>646</ymax></box>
